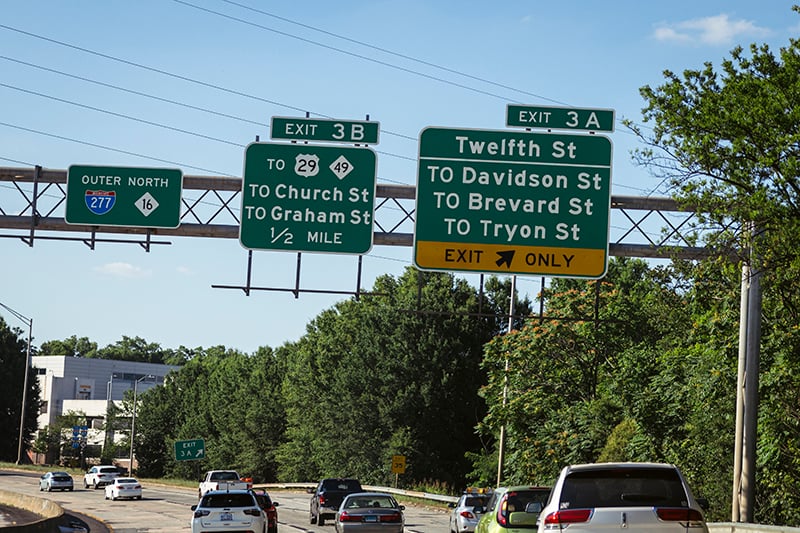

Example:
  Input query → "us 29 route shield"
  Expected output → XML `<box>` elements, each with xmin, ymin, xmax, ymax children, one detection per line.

<box><xmin>414</xmin><ymin>126</ymin><xmax>613</xmax><ymax>279</ymax></box>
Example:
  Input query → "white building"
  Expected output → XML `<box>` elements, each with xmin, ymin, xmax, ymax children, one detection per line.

<box><xmin>32</xmin><ymin>355</ymin><xmax>179</xmax><ymax>437</ymax></box>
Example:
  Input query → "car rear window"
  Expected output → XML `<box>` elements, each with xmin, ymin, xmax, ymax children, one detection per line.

<box><xmin>202</xmin><ymin>493</ymin><xmax>257</xmax><ymax>508</ymax></box>
<box><xmin>559</xmin><ymin>468</ymin><xmax>688</xmax><ymax>509</ymax></box>
<box><xmin>99</xmin><ymin>467</ymin><xmax>118</xmax><ymax>473</ymax></box>
<box><xmin>211</xmin><ymin>471</ymin><xmax>240</xmax><ymax>481</ymax></box>
<box><xmin>500</xmin><ymin>490</ymin><xmax>550</xmax><ymax>516</ymax></box>
<box><xmin>323</xmin><ymin>479</ymin><xmax>361</xmax><ymax>491</ymax></box>
<box><xmin>465</xmin><ymin>496</ymin><xmax>489</xmax><ymax>507</ymax></box>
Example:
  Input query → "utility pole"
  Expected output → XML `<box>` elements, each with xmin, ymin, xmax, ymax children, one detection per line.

<box><xmin>496</xmin><ymin>275</ymin><xmax>516</xmax><ymax>487</ymax></box>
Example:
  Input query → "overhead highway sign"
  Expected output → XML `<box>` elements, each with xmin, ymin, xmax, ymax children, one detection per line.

<box><xmin>414</xmin><ymin>126</ymin><xmax>613</xmax><ymax>278</ymax></box>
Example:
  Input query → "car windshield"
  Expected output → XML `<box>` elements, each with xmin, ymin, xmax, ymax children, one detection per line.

<box><xmin>560</xmin><ymin>468</ymin><xmax>688</xmax><ymax>509</ymax></box>
<box><xmin>202</xmin><ymin>493</ymin><xmax>256</xmax><ymax>508</ymax></box>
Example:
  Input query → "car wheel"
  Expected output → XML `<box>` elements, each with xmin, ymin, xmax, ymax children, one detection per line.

<box><xmin>84</xmin><ymin>481</ymin><xmax>89</xmax><ymax>489</ymax></box>
<box><xmin>310</xmin><ymin>513</ymin><xmax>317</xmax><ymax>525</ymax></box>
<box><xmin>318</xmin><ymin>517</ymin><xmax>325</xmax><ymax>526</ymax></box>
<box><xmin>137</xmin><ymin>495</ymin><xmax>142</xmax><ymax>500</ymax></box>
<box><xmin>269</xmin><ymin>526</ymin><xmax>277</xmax><ymax>533</ymax></box>
<box><xmin>47</xmin><ymin>485</ymin><xmax>52</xmax><ymax>492</ymax></box>
<box><xmin>93</xmin><ymin>481</ymin><xmax>99</xmax><ymax>490</ymax></box>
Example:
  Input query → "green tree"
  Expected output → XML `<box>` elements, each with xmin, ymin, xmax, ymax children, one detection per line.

<box><xmin>39</xmin><ymin>336</ymin><xmax>98</xmax><ymax>357</ymax></box>
<box><xmin>629</xmin><ymin>9</ymin><xmax>800</xmax><ymax>524</ymax></box>
<box><xmin>480</xmin><ymin>258</ymin><xmax>690</xmax><ymax>485</ymax></box>
<box><xmin>277</xmin><ymin>267</ymin><xmax>526</xmax><ymax>487</ymax></box>
<box><xmin>0</xmin><ymin>316</ymin><xmax>40</xmax><ymax>462</ymax></box>
<box><xmin>96</xmin><ymin>336</ymin><xmax>170</xmax><ymax>363</ymax></box>
<box><xmin>132</xmin><ymin>346</ymin><xmax>285</xmax><ymax>481</ymax></box>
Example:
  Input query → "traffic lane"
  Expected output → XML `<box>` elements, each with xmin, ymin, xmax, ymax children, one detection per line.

<box><xmin>273</xmin><ymin>490</ymin><xmax>450</xmax><ymax>533</ymax></box>
<box><xmin>1</xmin><ymin>471</ymin><xmax>450</xmax><ymax>533</ymax></box>
<box><xmin>0</xmin><ymin>470</ymin><xmax>195</xmax><ymax>532</ymax></box>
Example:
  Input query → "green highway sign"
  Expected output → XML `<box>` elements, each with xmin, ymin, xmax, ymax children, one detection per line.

<box><xmin>240</xmin><ymin>142</ymin><xmax>376</xmax><ymax>254</ymax></box>
<box><xmin>506</xmin><ymin>104</ymin><xmax>615</xmax><ymax>132</ymax></box>
<box><xmin>270</xmin><ymin>116</ymin><xmax>380</xmax><ymax>144</ymax></box>
<box><xmin>65</xmin><ymin>165</ymin><xmax>183</xmax><ymax>228</ymax></box>
<box><xmin>414</xmin><ymin>126</ymin><xmax>613</xmax><ymax>279</ymax></box>
<box><xmin>174</xmin><ymin>438</ymin><xmax>205</xmax><ymax>461</ymax></box>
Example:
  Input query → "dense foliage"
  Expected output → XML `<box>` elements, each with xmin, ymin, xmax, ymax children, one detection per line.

<box><xmin>625</xmin><ymin>9</ymin><xmax>800</xmax><ymax>524</ymax></box>
<box><xmin>0</xmin><ymin>317</ymin><xmax>40</xmax><ymax>462</ymax></box>
<box><xmin>89</xmin><ymin>268</ymin><xmax>524</xmax><ymax>488</ymax></box>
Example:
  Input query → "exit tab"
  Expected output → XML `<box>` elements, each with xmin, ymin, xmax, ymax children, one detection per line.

<box><xmin>506</xmin><ymin>104</ymin><xmax>615</xmax><ymax>133</ymax></box>
<box><xmin>271</xmin><ymin>116</ymin><xmax>380</xmax><ymax>144</ymax></box>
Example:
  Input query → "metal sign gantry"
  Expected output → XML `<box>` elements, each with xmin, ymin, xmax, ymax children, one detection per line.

<box><xmin>0</xmin><ymin>165</ymin><xmax>705</xmax><ymax>258</ymax></box>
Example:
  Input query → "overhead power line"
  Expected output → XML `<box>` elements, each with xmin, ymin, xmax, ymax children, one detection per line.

<box><xmin>171</xmin><ymin>0</ymin><xmax>537</xmax><ymax>105</ymax></box>
<box><xmin>0</xmin><ymin>83</ymin><xmax>245</xmax><ymax>148</ymax></box>
<box><xmin>0</xmin><ymin>23</ymin><xmax>416</xmax><ymax>143</ymax></box>
<box><xmin>214</xmin><ymin>0</ymin><xmax>568</xmax><ymax>105</ymax></box>
<box><xmin>0</xmin><ymin>121</ymin><xmax>235</xmax><ymax>176</ymax></box>
<box><xmin>0</xmin><ymin>55</ymin><xmax>265</xmax><ymax>128</ymax></box>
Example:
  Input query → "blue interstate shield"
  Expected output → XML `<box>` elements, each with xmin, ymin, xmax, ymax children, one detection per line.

<box><xmin>85</xmin><ymin>190</ymin><xmax>116</xmax><ymax>215</ymax></box>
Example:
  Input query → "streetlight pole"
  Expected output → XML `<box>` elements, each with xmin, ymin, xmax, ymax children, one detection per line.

<box><xmin>0</xmin><ymin>302</ymin><xmax>34</xmax><ymax>465</ymax></box>
<box><xmin>129</xmin><ymin>375</ymin><xmax>155</xmax><ymax>474</ymax></box>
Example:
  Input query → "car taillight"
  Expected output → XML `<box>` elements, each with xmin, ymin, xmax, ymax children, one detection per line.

<box><xmin>656</xmin><ymin>507</ymin><xmax>704</xmax><ymax>523</ymax></box>
<box><xmin>543</xmin><ymin>509</ymin><xmax>592</xmax><ymax>524</ymax></box>
<box><xmin>459</xmin><ymin>511</ymin><xmax>476</xmax><ymax>520</ymax></box>
<box><xmin>338</xmin><ymin>511</ymin><xmax>361</xmax><ymax>522</ymax></box>
<box><xmin>319</xmin><ymin>495</ymin><xmax>326</xmax><ymax>505</ymax></box>
<box><xmin>193</xmin><ymin>510</ymin><xmax>210</xmax><ymax>518</ymax></box>
<box><xmin>380</xmin><ymin>512</ymin><xmax>402</xmax><ymax>523</ymax></box>
<box><xmin>244</xmin><ymin>508</ymin><xmax>261</xmax><ymax>517</ymax></box>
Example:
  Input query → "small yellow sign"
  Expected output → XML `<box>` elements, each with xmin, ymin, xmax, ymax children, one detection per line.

<box><xmin>415</xmin><ymin>240</ymin><xmax>607</xmax><ymax>278</ymax></box>
<box><xmin>391</xmin><ymin>455</ymin><xmax>406</xmax><ymax>474</ymax></box>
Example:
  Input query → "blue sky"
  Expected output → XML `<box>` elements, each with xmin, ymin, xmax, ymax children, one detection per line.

<box><xmin>1</xmin><ymin>1</ymin><xmax>797</xmax><ymax>354</ymax></box>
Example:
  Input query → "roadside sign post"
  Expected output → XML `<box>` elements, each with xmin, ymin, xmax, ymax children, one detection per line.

<box><xmin>174</xmin><ymin>438</ymin><xmax>206</xmax><ymax>461</ymax></box>
<box><xmin>414</xmin><ymin>127</ymin><xmax>613</xmax><ymax>278</ymax></box>
<box><xmin>240</xmin><ymin>142</ymin><xmax>377</xmax><ymax>254</ymax></box>
<box><xmin>391</xmin><ymin>455</ymin><xmax>406</xmax><ymax>487</ymax></box>
<box><xmin>65</xmin><ymin>165</ymin><xmax>183</xmax><ymax>228</ymax></box>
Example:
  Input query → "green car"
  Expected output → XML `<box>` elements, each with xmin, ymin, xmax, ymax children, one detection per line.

<box><xmin>474</xmin><ymin>486</ymin><xmax>551</xmax><ymax>533</ymax></box>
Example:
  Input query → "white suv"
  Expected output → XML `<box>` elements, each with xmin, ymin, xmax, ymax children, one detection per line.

<box><xmin>83</xmin><ymin>465</ymin><xmax>119</xmax><ymax>489</ymax></box>
<box><xmin>538</xmin><ymin>462</ymin><xmax>709</xmax><ymax>532</ymax></box>
<box><xmin>83</xmin><ymin>465</ymin><xmax>121</xmax><ymax>489</ymax></box>
<box><xmin>191</xmin><ymin>490</ymin><xmax>266</xmax><ymax>533</ymax></box>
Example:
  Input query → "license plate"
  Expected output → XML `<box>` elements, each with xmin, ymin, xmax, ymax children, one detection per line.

<box><xmin>220</xmin><ymin>513</ymin><xmax>233</xmax><ymax>521</ymax></box>
<box><xmin>364</xmin><ymin>516</ymin><xmax>378</xmax><ymax>523</ymax></box>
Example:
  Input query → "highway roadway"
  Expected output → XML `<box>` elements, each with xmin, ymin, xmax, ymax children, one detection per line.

<box><xmin>0</xmin><ymin>471</ymin><xmax>450</xmax><ymax>533</ymax></box>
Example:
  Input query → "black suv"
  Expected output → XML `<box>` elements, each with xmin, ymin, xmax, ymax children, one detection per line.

<box><xmin>309</xmin><ymin>478</ymin><xmax>363</xmax><ymax>526</ymax></box>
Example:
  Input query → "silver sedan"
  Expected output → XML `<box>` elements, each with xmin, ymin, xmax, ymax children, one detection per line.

<box><xmin>39</xmin><ymin>472</ymin><xmax>74</xmax><ymax>492</ymax></box>
<box><xmin>335</xmin><ymin>492</ymin><xmax>405</xmax><ymax>533</ymax></box>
